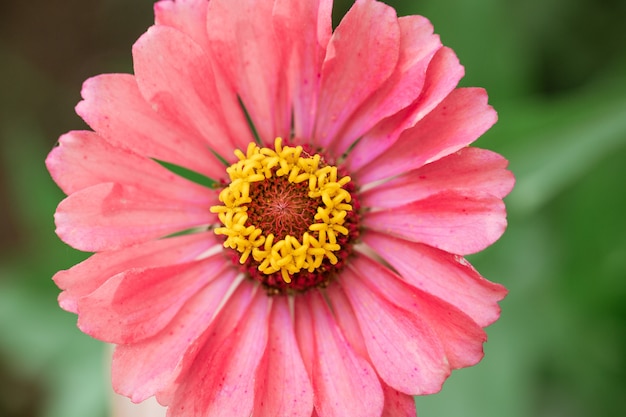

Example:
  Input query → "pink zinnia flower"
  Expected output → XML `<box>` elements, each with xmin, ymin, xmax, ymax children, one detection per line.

<box><xmin>46</xmin><ymin>0</ymin><xmax>514</xmax><ymax>416</ymax></box>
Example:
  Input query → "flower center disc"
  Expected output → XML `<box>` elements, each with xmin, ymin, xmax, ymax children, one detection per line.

<box><xmin>210</xmin><ymin>138</ymin><xmax>360</xmax><ymax>294</ymax></box>
<box><xmin>247</xmin><ymin>176</ymin><xmax>317</xmax><ymax>241</ymax></box>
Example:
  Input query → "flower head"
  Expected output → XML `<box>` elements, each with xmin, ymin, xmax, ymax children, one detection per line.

<box><xmin>46</xmin><ymin>0</ymin><xmax>514</xmax><ymax>416</ymax></box>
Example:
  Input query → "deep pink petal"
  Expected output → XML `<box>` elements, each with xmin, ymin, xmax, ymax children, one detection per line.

<box><xmin>111</xmin><ymin>267</ymin><xmax>235</xmax><ymax>402</ymax></box>
<box><xmin>350</xmin><ymin>254</ymin><xmax>487</xmax><ymax>370</ymax></box>
<box><xmin>313</xmin><ymin>0</ymin><xmax>400</xmax><ymax>149</ymax></box>
<box><xmin>76</xmin><ymin>254</ymin><xmax>229</xmax><ymax>344</ymax></box>
<box><xmin>303</xmin><ymin>291</ymin><xmax>384</xmax><ymax>417</ymax></box>
<box><xmin>345</xmin><ymin>46</ymin><xmax>464</xmax><ymax>173</ymax></box>
<box><xmin>361</xmin><ymin>147</ymin><xmax>514</xmax><ymax>209</ymax></box>
<box><xmin>53</xmin><ymin>231</ymin><xmax>218</xmax><ymax>313</ymax></box>
<box><xmin>356</xmin><ymin>87</ymin><xmax>497</xmax><ymax>184</ymax></box>
<box><xmin>54</xmin><ymin>183</ymin><xmax>214</xmax><ymax>252</ymax></box>
<box><xmin>133</xmin><ymin>25</ymin><xmax>253</xmax><ymax>156</ymax></box>
<box><xmin>331</xmin><ymin>15</ymin><xmax>442</xmax><ymax>155</ymax></box>
<box><xmin>381</xmin><ymin>383</ymin><xmax>417</xmax><ymax>417</ymax></box>
<box><xmin>254</xmin><ymin>296</ymin><xmax>313</xmax><ymax>417</ymax></box>
<box><xmin>364</xmin><ymin>231</ymin><xmax>507</xmax><ymax>327</ymax></box>
<box><xmin>46</xmin><ymin>130</ymin><xmax>215</xmax><ymax>204</ymax></box>
<box><xmin>76</xmin><ymin>74</ymin><xmax>224</xmax><ymax>179</ymax></box>
<box><xmin>274</xmin><ymin>0</ymin><xmax>332</xmax><ymax>141</ymax></box>
<box><xmin>363</xmin><ymin>190</ymin><xmax>507</xmax><ymax>255</ymax></box>
<box><xmin>167</xmin><ymin>286</ymin><xmax>270</xmax><ymax>417</ymax></box>
<box><xmin>205</xmin><ymin>0</ymin><xmax>290</xmax><ymax>144</ymax></box>
<box><xmin>154</xmin><ymin>0</ymin><xmax>209</xmax><ymax>49</ymax></box>
<box><xmin>340</xmin><ymin>262</ymin><xmax>449</xmax><ymax>395</ymax></box>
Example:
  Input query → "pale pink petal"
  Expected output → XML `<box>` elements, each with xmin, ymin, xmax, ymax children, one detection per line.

<box><xmin>53</xmin><ymin>231</ymin><xmax>218</xmax><ymax>313</ymax></box>
<box><xmin>363</xmin><ymin>190</ymin><xmax>507</xmax><ymax>255</ymax></box>
<box><xmin>330</xmin><ymin>15</ymin><xmax>442</xmax><ymax>155</ymax></box>
<box><xmin>76</xmin><ymin>74</ymin><xmax>224</xmax><ymax>179</ymax></box>
<box><xmin>351</xmin><ymin>254</ymin><xmax>487</xmax><ymax>370</ymax></box>
<box><xmin>304</xmin><ymin>291</ymin><xmax>384</xmax><ymax>417</ymax></box>
<box><xmin>46</xmin><ymin>130</ymin><xmax>215</xmax><ymax>204</ymax></box>
<box><xmin>364</xmin><ymin>231</ymin><xmax>507</xmax><ymax>327</ymax></box>
<box><xmin>274</xmin><ymin>0</ymin><xmax>332</xmax><ymax>141</ymax></box>
<box><xmin>133</xmin><ymin>25</ymin><xmax>253</xmax><ymax>157</ymax></box>
<box><xmin>112</xmin><ymin>267</ymin><xmax>236</xmax><ymax>403</ymax></box>
<box><xmin>76</xmin><ymin>254</ymin><xmax>229</xmax><ymax>344</ymax></box>
<box><xmin>381</xmin><ymin>383</ymin><xmax>417</xmax><ymax>417</ymax></box>
<box><xmin>206</xmin><ymin>0</ymin><xmax>290</xmax><ymax>144</ymax></box>
<box><xmin>154</xmin><ymin>0</ymin><xmax>209</xmax><ymax>49</ymax></box>
<box><xmin>54</xmin><ymin>183</ymin><xmax>214</xmax><ymax>252</ymax></box>
<box><xmin>345</xmin><ymin>46</ymin><xmax>464</xmax><ymax>173</ymax></box>
<box><xmin>356</xmin><ymin>87</ymin><xmax>497</xmax><ymax>184</ymax></box>
<box><xmin>361</xmin><ymin>147</ymin><xmax>514</xmax><ymax>209</ymax></box>
<box><xmin>254</xmin><ymin>297</ymin><xmax>314</xmax><ymax>417</ymax></box>
<box><xmin>167</xmin><ymin>287</ymin><xmax>270</xmax><ymax>417</ymax></box>
<box><xmin>339</xmin><ymin>261</ymin><xmax>449</xmax><ymax>395</ymax></box>
<box><xmin>312</xmin><ymin>0</ymin><xmax>400</xmax><ymax>149</ymax></box>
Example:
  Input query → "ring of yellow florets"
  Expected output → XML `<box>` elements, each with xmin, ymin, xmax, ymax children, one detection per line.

<box><xmin>210</xmin><ymin>138</ymin><xmax>353</xmax><ymax>287</ymax></box>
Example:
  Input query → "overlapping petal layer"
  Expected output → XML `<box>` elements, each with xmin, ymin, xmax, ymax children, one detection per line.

<box><xmin>53</xmin><ymin>232</ymin><xmax>218</xmax><ymax>313</ymax></box>
<box><xmin>112</xmin><ymin>266</ymin><xmax>236</xmax><ymax>402</ymax></box>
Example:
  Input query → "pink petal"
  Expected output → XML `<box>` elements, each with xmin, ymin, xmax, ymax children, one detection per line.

<box><xmin>155</xmin><ymin>283</ymin><xmax>256</xmax><ymax>406</ymax></box>
<box><xmin>76</xmin><ymin>74</ymin><xmax>224</xmax><ymax>179</ymax></box>
<box><xmin>364</xmin><ymin>231</ymin><xmax>507</xmax><ymax>327</ymax></box>
<box><xmin>339</xmin><ymin>261</ymin><xmax>449</xmax><ymax>395</ymax></box>
<box><xmin>356</xmin><ymin>86</ymin><xmax>496</xmax><ymax>184</ymax></box>
<box><xmin>299</xmin><ymin>291</ymin><xmax>384</xmax><ymax>417</ymax></box>
<box><xmin>361</xmin><ymin>147</ymin><xmax>514</xmax><ymax>209</ymax></box>
<box><xmin>53</xmin><ymin>231</ymin><xmax>218</xmax><ymax>313</ymax></box>
<box><xmin>274</xmin><ymin>0</ymin><xmax>332</xmax><ymax>141</ymax></box>
<box><xmin>254</xmin><ymin>296</ymin><xmax>314</xmax><ymax>417</ymax></box>
<box><xmin>154</xmin><ymin>0</ymin><xmax>209</xmax><ymax>49</ymax></box>
<box><xmin>381</xmin><ymin>383</ymin><xmax>417</xmax><ymax>417</ymax></box>
<box><xmin>326</xmin><ymin>284</ymin><xmax>368</xmax><ymax>359</ymax></box>
<box><xmin>76</xmin><ymin>253</ymin><xmax>230</xmax><ymax>344</ymax></box>
<box><xmin>345</xmin><ymin>46</ymin><xmax>464</xmax><ymax>173</ymax></box>
<box><xmin>330</xmin><ymin>15</ymin><xmax>442</xmax><ymax>155</ymax></box>
<box><xmin>313</xmin><ymin>0</ymin><xmax>400</xmax><ymax>149</ymax></box>
<box><xmin>46</xmin><ymin>130</ymin><xmax>215</xmax><ymax>204</ymax></box>
<box><xmin>132</xmin><ymin>25</ymin><xmax>252</xmax><ymax>156</ymax></box>
<box><xmin>363</xmin><ymin>190</ymin><xmax>507</xmax><ymax>255</ymax></box>
<box><xmin>326</xmin><ymin>285</ymin><xmax>417</xmax><ymax>416</ymax></box>
<box><xmin>154</xmin><ymin>1</ymin><xmax>253</xmax><ymax>154</ymax></box>
<box><xmin>205</xmin><ymin>0</ymin><xmax>290</xmax><ymax>144</ymax></box>
<box><xmin>167</xmin><ymin>286</ymin><xmax>270</xmax><ymax>417</ymax></box>
<box><xmin>154</xmin><ymin>0</ymin><xmax>257</xmax><ymax>153</ymax></box>
<box><xmin>349</xmin><ymin>254</ymin><xmax>487</xmax><ymax>370</ymax></box>
<box><xmin>54</xmin><ymin>182</ymin><xmax>214</xmax><ymax>252</ymax></box>
<box><xmin>294</xmin><ymin>292</ymin><xmax>315</xmax><ymax>377</ymax></box>
<box><xmin>111</xmin><ymin>266</ymin><xmax>236</xmax><ymax>403</ymax></box>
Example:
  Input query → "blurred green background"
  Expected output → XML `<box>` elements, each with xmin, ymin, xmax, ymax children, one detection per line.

<box><xmin>1</xmin><ymin>0</ymin><xmax>625</xmax><ymax>416</ymax></box>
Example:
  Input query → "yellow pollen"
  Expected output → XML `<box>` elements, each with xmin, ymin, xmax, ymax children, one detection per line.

<box><xmin>210</xmin><ymin>138</ymin><xmax>352</xmax><ymax>284</ymax></box>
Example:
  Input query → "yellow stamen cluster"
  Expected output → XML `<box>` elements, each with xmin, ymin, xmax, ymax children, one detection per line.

<box><xmin>210</xmin><ymin>138</ymin><xmax>352</xmax><ymax>284</ymax></box>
